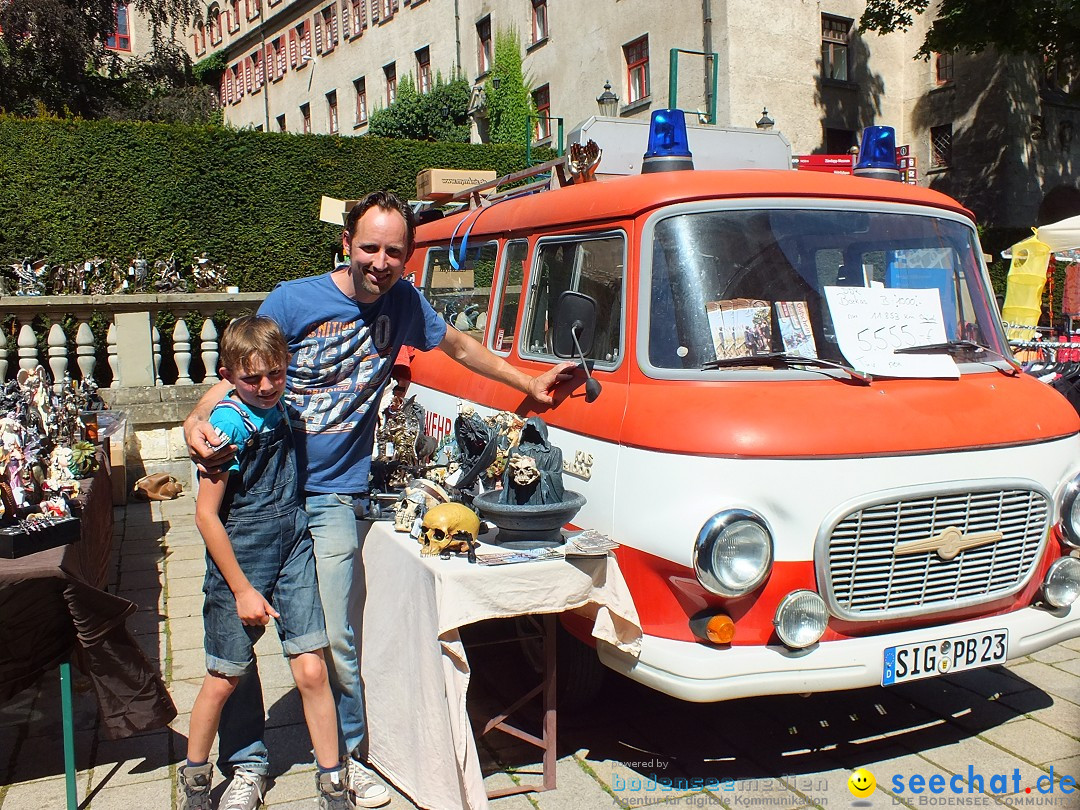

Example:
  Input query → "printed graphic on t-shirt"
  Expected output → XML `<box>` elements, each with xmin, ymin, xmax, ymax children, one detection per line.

<box><xmin>287</xmin><ymin>317</ymin><xmax>392</xmax><ymax>435</ymax></box>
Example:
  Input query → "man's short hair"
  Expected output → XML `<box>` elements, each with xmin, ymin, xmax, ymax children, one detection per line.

<box><xmin>219</xmin><ymin>315</ymin><xmax>289</xmax><ymax>374</ymax></box>
<box><xmin>343</xmin><ymin>190</ymin><xmax>416</xmax><ymax>248</ymax></box>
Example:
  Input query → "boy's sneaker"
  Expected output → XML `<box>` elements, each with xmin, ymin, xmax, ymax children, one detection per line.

<box><xmin>219</xmin><ymin>768</ymin><xmax>266</xmax><ymax>810</ymax></box>
<box><xmin>346</xmin><ymin>758</ymin><xmax>390</xmax><ymax>808</ymax></box>
<box><xmin>177</xmin><ymin>762</ymin><xmax>214</xmax><ymax>810</ymax></box>
<box><xmin>317</xmin><ymin>765</ymin><xmax>355</xmax><ymax>810</ymax></box>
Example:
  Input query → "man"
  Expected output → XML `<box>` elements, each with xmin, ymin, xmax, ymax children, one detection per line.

<box><xmin>185</xmin><ymin>190</ymin><xmax>573</xmax><ymax>809</ymax></box>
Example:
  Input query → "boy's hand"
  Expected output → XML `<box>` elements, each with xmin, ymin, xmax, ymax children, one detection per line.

<box><xmin>235</xmin><ymin>587</ymin><xmax>279</xmax><ymax>626</ymax></box>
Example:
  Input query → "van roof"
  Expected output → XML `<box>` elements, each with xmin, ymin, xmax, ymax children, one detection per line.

<box><xmin>414</xmin><ymin>168</ymin><xmax>974</xmax><ymax>244</ymax></box>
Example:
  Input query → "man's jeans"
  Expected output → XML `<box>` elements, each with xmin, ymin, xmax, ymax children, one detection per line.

<box><xmin>218</xmin><ymin>493</ymin><xmax>369</xmax><ymax>774</ymax></box>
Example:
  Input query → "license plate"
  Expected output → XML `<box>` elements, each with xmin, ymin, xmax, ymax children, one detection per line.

<box><xmin>882</xmin><ymin>629</ymin><xmax>1008</xmax><ymax>685</ymax></box>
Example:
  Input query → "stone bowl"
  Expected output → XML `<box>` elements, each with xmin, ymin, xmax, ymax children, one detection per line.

<box><xmin>473</xmin><ymin>490</ymin><xmax>586</xmax><ymax>548</ymax></box>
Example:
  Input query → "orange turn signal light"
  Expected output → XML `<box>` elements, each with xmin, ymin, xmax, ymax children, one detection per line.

<box><xmin>691</xmin><ymin>613</ymin><xmax>736</xmax><ymax>645</ymax></box>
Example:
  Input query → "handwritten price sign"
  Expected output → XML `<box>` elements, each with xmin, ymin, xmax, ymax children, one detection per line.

<box><xmin>824</xmin><ymin>286</ymin><xmax>959</xmax><ymax>378</ymax></box>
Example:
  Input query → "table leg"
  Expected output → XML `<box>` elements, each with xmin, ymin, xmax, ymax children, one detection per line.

<box><xmin>60</xmin><ymin>660</ymin><xmax>78</xmax><ymax>810</ymax></box>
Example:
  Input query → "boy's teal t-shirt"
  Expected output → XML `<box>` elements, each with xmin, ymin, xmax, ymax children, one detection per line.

<box><xmin>208</xmin><ymin>396</ymin><xmax>284</xmax><ymax>474</ymax></box>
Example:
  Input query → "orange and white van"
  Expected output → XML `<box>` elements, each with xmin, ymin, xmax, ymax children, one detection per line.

<box><xmin>404</xmin><ymin>115</ymin><xmax>1080</xmax><ymax>702</ymax></box>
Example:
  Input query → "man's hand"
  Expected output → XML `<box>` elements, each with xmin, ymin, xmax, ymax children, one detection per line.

<box><xmin>185</xmin><ymin>418</ymin><xmax>237</xmax><ymax>474</ymax></box>
<box><xmin>528</xmin><ymin>361</ymin><xmax>577</xmax><ymax>405</ymax></box>
<box><xmin>235</xmin><ymin>587</ymin><xmax>279</xmax><ymax>626</ymax></box>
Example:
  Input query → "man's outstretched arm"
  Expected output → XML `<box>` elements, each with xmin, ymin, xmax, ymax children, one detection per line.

<box><xmin>438</xmin><ymin>326</ymin><xmax>575</xmax><ymax>405</ymax></box>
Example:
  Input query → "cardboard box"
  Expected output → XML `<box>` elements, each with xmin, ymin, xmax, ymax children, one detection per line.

<box><xmin>416</xmin><ymin>169</ymin><xmax>497</xmax><ymax>201</ymax></box>
<box><xmin>320</xmin><ymin>196</ymin><xmax>363</xmax><ymax>226</ymax></box>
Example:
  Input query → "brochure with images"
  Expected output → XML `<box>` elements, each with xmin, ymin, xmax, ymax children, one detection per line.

<box><xmin>705</xmin><ymin>299</ymin><xmax>772</xmax><ymax>359</ymax></box>
<box><xmin>475</xmin><ymin>546</ymin><xmax>565</xmax><ymax>566</ymax></box>
<box><xmin>564</xmin><ymin>529</ymin><xmax>620</xmax><ymax>557</ymax></box>
<box><xmin>774</xmin><ymin>301</ymin><xmax>818</xmax><ymax>358</ymax></box>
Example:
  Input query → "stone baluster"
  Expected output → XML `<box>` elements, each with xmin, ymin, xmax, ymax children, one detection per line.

<box><xmin>200</xmin><ymin>317</ymin><xmax>220</xmax><ymax>383</ymax></box>
<box><xmin>47</xmin><ymin>322</ymin><xmax>69</xmax><ymax>392</ymax></box>
<box><xmin>174</xmin><ymin>318</ymin><xmax>193</xmax><ymax>385</ymax></box>
<box><xmin>17</xmin><ymin>318</ymin><xmax>40</xmax><ymax>372</ymax></box>
<box><xmin>0</xmin><ymin>324</ymin><xmax>8</xmax><ymax>382</ymax></box>
<box><xmin>107</xmin><ymin>322</ymin><xmax>119</xmax><ymax>387</ymax></box>
<box><xmin>74</xmin><ymin>317</ymin><xmax>96</xmax><ymax>384</ymax></box>
<box><xmin>152</xmin><ymin>325</ymin><xmax>162</xmax><ymax>386</ymax></box>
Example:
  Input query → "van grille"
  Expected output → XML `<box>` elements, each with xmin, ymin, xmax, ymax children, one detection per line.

<box><xmin>825</xmin><ymin>488</ymin><xmax>1049</xmax><ymax>620</ymax></box>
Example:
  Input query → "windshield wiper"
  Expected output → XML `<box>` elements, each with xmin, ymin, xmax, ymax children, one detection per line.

<box><xmin>893</xmin><ymin>340</ymin><xmax>1020</xmax><ymax>375</ymax></box>
<box><xmin>702</xmin><ymin>352</ymin><xmax>872</xmax><ymax>385</ymax></box>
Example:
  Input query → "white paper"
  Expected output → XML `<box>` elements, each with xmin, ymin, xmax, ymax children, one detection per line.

<box><xmin>824</xmin><ymin>286</ymin><xmax>959</xmax><ymax>378</ymax></box>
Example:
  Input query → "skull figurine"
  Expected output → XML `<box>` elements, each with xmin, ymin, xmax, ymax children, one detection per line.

<box><xmin>394</xmin><ymin>490</ymin><xmax>428</xmax><ymax>533</ymax></box>
<box><xmin>419</xmin><ymin>502</ymin><xmax>481</xmax><ymax>559</ymax></box>
<box><xmin>507</xmin><ymin>455</ymin><xmax>540</xmax><ymax>487</ymax></box>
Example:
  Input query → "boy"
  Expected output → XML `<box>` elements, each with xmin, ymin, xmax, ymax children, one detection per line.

<box><xmin>177</xmin><ymin>316</ymin><xmax>355</xmax><ymax>810</ymax></box>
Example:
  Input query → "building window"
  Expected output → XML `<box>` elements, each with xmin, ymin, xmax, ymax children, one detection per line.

<box><xmin>476</xmin><ymin>16</ymin><xmax>492</xmax><ymax>75</ymax></box>
<box><xmin>824</xmin><ymin>127</ymin><xmax>856</xmax><ymax>155</ymax></box>
<box><xmin>276</xmin><ymin>113</ymin><xmax>286</xmax><ymax>131</ymax></box>
<box><xmin>291</xmin><ymin>20</ymin><xmax>312</xmax><ymax>66</ymax></box>
<box><xmin>380</xmin><ymin>0</ymin><xmax>395</xmax><ymax>19</ymax></box>
<box><xmin>384</xmin><ymin>62</ymin><xmax>397</xmax><ymax>105</ymax></box>
<box><xmin>354</xmin><ymin>77</ymin><xmax>368</xmax><ymax>124</ymax></box>
<box><xmin>821</xmin><ymin>15</ymin><xmax>851</xmax><ymax>81</ymax></box>
<box><xmin>533</xmin><ymin>84</ymin><xmax>550</xmax><ymax>140</ymax></box>
<box><xmin>350</xmin><ymin>0</ymin><xmax>365</xmax><ymax>36</ymax></box>
<box><xmin>105</xmin><ymin>3</ymin><xmax>132</xmax><ymax>51</ymax></box>
<box><xmin>416</xmin><ymin>47</ymin><xmax>431</xmax><ymax>93</ymax></box>
<box><xmin>323</xmin><ymin>6</ymin><xmax>337</xmax><ymax>51</ymax></box>
<box><xmin>301</xmin><ymin>103</ymin><xmax>311</xmax><ymax>133</ymax></box>
<box><xmin>531</xmin><ymin>0</ymin><xmax>547</xmax><ymax>44</ymax></box>
<box><xmin>935</xmin><ymin>52</ymin><xmax>954</xmax><ymax>85</ymax></box>
<box><xmin>327</xmin><ymin>90</ymin><xmax>339</xmax><ymax>133</ymax></box>
<box><xmin>269</xmin><ymin>36</ymin><xmax>285</xmax><ymax>79</ymax></box>
<box><xmin>230</xmin><ymin>64</ymin><xmax>243</xmax><ymax>101</ymax></box>
<box><xmin>930</xmin><ymin>124</ymin><xmax>952</xmax><ymax>168</ymax></box>
<box><xmin>227</xmin><ymin>0</ymin><xmax>240</xmax><ymax>32</ymax></box>
<box><xmin>192</xmin><ymin>21</ymin><xmax>207</xmax><ymax>56</ymax></box>
<box><xmin>245</xmin><ymin>0</ymin><xmax>260</xmax><ymax>20</ymax></box>
<box><xmin>208</xmin><ymin>5</ymin><xmax>223</xmax><ymax>44</ymax></box>
<box><xmin>624</xmin><ymin>36</ymin><xmax>649</xmax><ymax>103</ymax></box>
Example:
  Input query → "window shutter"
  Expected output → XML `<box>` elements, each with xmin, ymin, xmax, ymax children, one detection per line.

<box><xmin>314</xmin><ymin>13</ymin><xmax>323</xmax><ymax>53</ymax></box>
<box><xmin>370</xmin><ymin>0</ymin><xmax>379</xmax><ymax>24</ymax></box>
<box><xmin>330</xmin><ymin>8</ymin><xmax>337</xmax><ymax>44</ymax></box>
<box><xmin>289</xmin><ymin>30</ymin><xmax>296</xmax><ymax>66</ymax></box>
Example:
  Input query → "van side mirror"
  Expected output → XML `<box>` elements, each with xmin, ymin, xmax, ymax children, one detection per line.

<box><xmin>552</xmin><ymin>291</ymin><xmax>602</xmax><ymax>403</ymax></box>
<box><xmin>553</xmin><ymin>291</ymin><xmax>597</xmax><ymax>358</ymax></box>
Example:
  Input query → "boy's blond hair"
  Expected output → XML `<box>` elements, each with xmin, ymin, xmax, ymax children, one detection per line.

<box><xmin>218</xmin><ymin>315</ymin><xmax>289</xmax><ymax>374</ymax></box>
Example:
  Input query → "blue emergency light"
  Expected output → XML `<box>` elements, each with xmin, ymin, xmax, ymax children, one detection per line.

<box><xmin>641</xmin><ymin>108</ymin><xmax>695</xmax><ymax>173</ymax></box>
<box><xmin>853</xmin><ymin>125</ymin><xmax>901</xmax><ymax>181</ymax></box>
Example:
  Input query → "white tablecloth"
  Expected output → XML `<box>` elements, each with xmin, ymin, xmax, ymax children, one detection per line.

<box><xmin>357</xmin><ymin>521</ymin><xmax>641</xmax><ymax>810</ymax></box>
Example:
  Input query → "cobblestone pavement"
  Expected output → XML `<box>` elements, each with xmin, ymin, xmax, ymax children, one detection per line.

<box><xmin>1</xmin><ymin>495</ymin><xmax>1078</xmax><ymax>809</ymax></box>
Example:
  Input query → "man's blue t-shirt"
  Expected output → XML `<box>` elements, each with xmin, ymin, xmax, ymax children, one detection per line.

<box><xmin>258</xmin><ymin>273</ymin><xmax>446</xmax><ymax>494</ymax></box>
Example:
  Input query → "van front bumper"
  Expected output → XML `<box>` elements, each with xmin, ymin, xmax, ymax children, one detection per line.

<box><xmin>596</xmin><ymin>605</ymin><xmax>1080</xmax><ymax>703</ymax></box>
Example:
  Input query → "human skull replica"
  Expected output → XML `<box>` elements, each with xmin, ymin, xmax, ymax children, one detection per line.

<box><xmin>419</xmin><ymin>502</ymin><xmax>481</xmax><ymax>557</ymax></box>
<box><xmin>507</xmin><ymin>455</ymin><xmax>540</xmax><ymax>487</ymax></box>
<box><xmin>393</xmin><ymin>478</ymin><xmax>450</xmax><ymax>534</ymax></box>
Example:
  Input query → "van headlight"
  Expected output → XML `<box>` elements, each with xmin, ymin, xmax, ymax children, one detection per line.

<box><xmin>693</xmin><ymin>510</ymin><xmax>773</xmax><ymax>597</ymax></box>
<box><xmin>774</xmin><ymin>590</ymin><xmax>829</xmax><ymax>649</ymax></box>
<box><xmin>1043</xmin><ymin>557</ymin><xmax>1080</xmax><ymax>608</ymax></box>
<box><xmin>1060</xmin><ymin>475</ymin><xmax>1080</xmax><ymax>549</ymax></box>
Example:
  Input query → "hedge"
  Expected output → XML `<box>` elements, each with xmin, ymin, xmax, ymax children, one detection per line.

<box><xmin>0</xmin><ymin>115</ymin><xmax>536</xmax><ymax>292</ymax></box>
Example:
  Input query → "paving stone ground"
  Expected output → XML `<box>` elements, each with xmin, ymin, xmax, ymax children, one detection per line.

<box><xmin>1</xmin><ymin>494</ymin><xmax>1078</xmax><ymax>809</ymax></box>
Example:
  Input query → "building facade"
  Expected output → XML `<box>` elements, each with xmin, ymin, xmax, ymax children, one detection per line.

<box><xmin>188</xmin><ymin>0</ymin><xmax>1078</xmax><ymax>229</ymax></box>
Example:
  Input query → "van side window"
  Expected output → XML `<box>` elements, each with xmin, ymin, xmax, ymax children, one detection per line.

<box><xmin>490</xmin><ymin>239</ymin><xmax>528</xmax><ymax>354</ymax></box>
<box><xmin>422</xmin><ymin>241</ymin><xmax>498</xmax><ymax>337</ymax></box>
<box><xmin>523</xmin><ymin>234</ymin><xmax>625</xmax><ymax>364</ymax></box>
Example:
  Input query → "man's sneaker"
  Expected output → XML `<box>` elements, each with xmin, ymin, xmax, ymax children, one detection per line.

<box><xmin>346</xmin><ymin>758</ymin><xmax>390</xmax><ymax>808</ymax></box>
<box><xmin>317</xmin><ymin>766</ymin><xmax>355</xmax><ymax>810</ymax></box>
<box><xmin>219</xmin><ymin>768</ymin><xmax>266</xmax><ymax>810</ymax></box>
<box><xmin>177</xmin><ymin>762</ymin><xmax>213</xmax><ymax>810</ymax></box>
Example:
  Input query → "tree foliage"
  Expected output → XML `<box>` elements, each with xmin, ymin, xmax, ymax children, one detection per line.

<box><xmin>486</xmin><ymin>27</ymin><xmax>535</xmax><ymax>146</ymax></box>
<box><xmin>861</xmin><ymin>0</ymin><xmax>1080</xmax><ymax>71</ymax></box>
<box><xmin>368</xmin><ymin>71</ymin><xmax>471</xmax><ymax>142</ymax></box>
<box><xmin>0</xmin><ymin>0</ymin><xmax>203</xmax><ymax>118</ymax></box>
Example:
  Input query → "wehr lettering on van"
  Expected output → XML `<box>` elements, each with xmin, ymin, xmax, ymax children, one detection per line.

<box><xmin>563</xmin><ymin>450</ymin><xmax>594</xmax><ymax>481</ymax></box>
<box><xmin>424</xmin><ymin>411</ymin><xmax>453</xmax><ymax>442</ymax></box>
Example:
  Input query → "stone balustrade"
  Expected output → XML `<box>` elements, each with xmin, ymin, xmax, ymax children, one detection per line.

<box><xmin>0</xmin><ymin>291</ymin><xmax>267</xmax><ymax>388</ymax></box>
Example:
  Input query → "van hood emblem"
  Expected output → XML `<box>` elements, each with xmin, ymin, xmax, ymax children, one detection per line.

<box><xmin>894</xmin><ymin>526</ymin><xmax>1003</xmax><ymax>561</ymax></box>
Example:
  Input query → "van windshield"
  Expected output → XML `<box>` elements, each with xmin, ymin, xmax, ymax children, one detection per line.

<box><xmin>646</xmin><ymin>207</ymin><xmax>1006</xmax><ymax>374</ymax></box>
